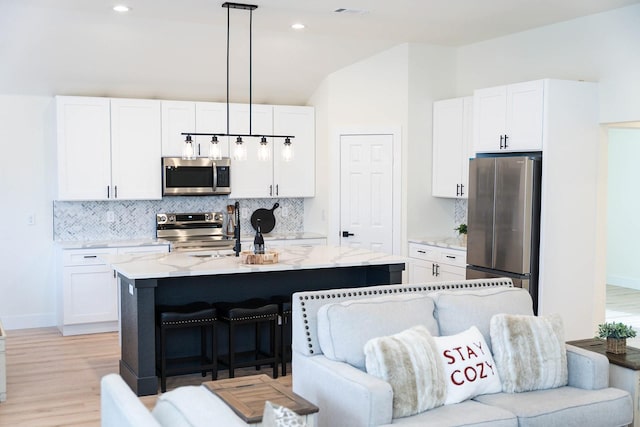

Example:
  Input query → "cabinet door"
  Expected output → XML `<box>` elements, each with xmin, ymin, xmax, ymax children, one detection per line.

<box><xmin>110</xmin><ymin>98</ymin><xmax>162</xmax><ymax>200</ymax></box>
<box><xmin>229</xmin><ymin>104</ymin><xmax>274</xmax><ymax>198</ymax></box>
<box><xmin>434</xmin><ymin>264</ymin><xmax>466</xmax><ymax>282</ymax></box>
<box><xmin>161</xmin><ymin>100</ymin><xmax>196</xmax><ymax>157</ymax></box>
<box><xmin>63</xmin><ymin>264</ymin><xmax>118</xmax><ymax>325</ymax></box>
<box><xmin>432</xmin><ymin>98</ymin><xmax>465</xmax><ymax>198</ymax></box>
<box><xmin>460</xmin><ymin>97</ymin><xmax>473</xmax><ymax>198</ymax></box>
<box><xmin>56</xmin><ymin>96</ymin><xmax>111</xmax><ymax>200</ymax></box>
<box><xmin>409</xmin><ymin>260</ymin><xmax>437</xmax><ymax>283</ymax></box>
<box><xmin>473</xmin><ymin>85</ymin><xmax>507</xmax><ymax>153</ymax></box>
<box><xmin>505</xmin><ymin>80</ymin><xmax>544</xmax><ymax>151</ymax></box>
<box><xmin>273</xmin><ymin>106</ymin><xmax>315</xmax><ymax>197</ymax></box>
<box><xmin>196</xmin><ymin>102</ymin><xmax>230</xmax><ymax>158</ymax></box>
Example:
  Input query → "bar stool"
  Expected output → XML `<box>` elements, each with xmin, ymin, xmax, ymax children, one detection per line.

<box><xmin>156</xmin><ymin>302</ymin><xmax>217</xmax><ymax>393</ymax></box>
<box><xmin>271</xmin><ymin>295</ymin><xmax>292</xmax><ymax>376</ymax></box>
<box><xmin>215</xmin><ymin>298</ymin><xmax>279</xmax><ymax>379</ymax></box>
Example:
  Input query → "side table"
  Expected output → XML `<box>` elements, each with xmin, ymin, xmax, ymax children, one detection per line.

<box><xmin>203</xmin><ymin>375</ymin><xmax>319</xmax><ymax>426</ymax></box>
<box><xmin>568</xmin><ymin>338</ymin><xmax>640</xmax><ymax>427</ymax></box>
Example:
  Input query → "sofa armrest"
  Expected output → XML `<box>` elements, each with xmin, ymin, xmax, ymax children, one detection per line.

<box><xmin>292</xmin><ymin>352</ymin><xmax>393</xmax><ymax>427</ymax></box>
<box><xmin>101</xmin><ymin>374</ymin><xmax>161</xmax><ymax>427</ymax></box>
<box><xmin>566</xmin><ymin>344</ymin><xmax>609</xmax><ymax>390</ymax></box>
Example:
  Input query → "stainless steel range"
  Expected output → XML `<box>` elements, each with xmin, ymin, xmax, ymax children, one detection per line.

<box><xmin>156</xmin><ymin>212</ymin><xmax>235</xmax><ymax>252</ymax></box>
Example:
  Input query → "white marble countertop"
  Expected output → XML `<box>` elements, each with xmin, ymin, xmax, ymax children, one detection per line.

<box><xmin>408</xmin><ymin>236</ymin><xmax>467</xmax><ymax>251</ymax></box>
<box><xmin>56</xmin><ymin>238</ymin><xmax>171</xmax><ymax>250</ymax></box>
<box><xmin>102</xmin><ymin>245</ymin><xmax>407</xmax><ymax>280</ymax></box>
<box><xmin>241</xmin><ymin>231</ymin><xmax>326</xmax><ymax>241</ymax></box>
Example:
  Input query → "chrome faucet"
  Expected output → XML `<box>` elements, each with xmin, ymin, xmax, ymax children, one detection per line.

<box><xmin>233</xmin><ymin>201</ymin><xmax>241</xmax><ymax>257</ymax></box>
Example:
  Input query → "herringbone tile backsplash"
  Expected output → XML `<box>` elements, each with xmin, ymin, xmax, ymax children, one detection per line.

<box><xmin>53</xmin><ymin>197</ymin><xmax>304</xmax><ymax>241</ymax></box>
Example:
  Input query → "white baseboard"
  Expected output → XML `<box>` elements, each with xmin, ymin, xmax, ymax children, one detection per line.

<box><xmin>607</xmin><ymin>275</ymin><xmax>640</xmax><ymax>291</ymax></box>
<box><xmin>0</xmin><ymin>313</ymin><xmax>56</xmax><ymax>331</ymax></box>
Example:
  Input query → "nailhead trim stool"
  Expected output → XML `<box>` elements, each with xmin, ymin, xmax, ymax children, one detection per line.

<box><xmin>271</xmin><ymin>295</ymin><xmax>292</xmax><ymax>376</ymax></box>
<box><xmin>215</xmin><ymin>299</ymin><xmax>279</xmax><ymax>379</ymax></box>
<box><xmin>156</xmin><ymin>302</ymin><xmax>217</xmax><ymax>392</ymax></box>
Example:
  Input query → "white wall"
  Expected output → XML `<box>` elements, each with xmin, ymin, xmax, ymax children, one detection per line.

<box><xmin>305</xmin><ymin>43</ymin><xmax>459</xmax><ymax>252</ymax></box>
<box><xmin>0</xmin><ymin>95</ymin><xmax>57</xmax><ymax>329</ymax></box>
<box><xmin>456</xmin><ymin>4</ymin><xmax>640</xmax><ymax>124</ymax></box>
<box><xmin>607</xmin><ymin>128</ymin><xmax>640</xmax><ymax>289</ymax></box>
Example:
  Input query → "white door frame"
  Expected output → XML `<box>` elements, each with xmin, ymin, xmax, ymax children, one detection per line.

<box><xmin>329</xmin><ymin>126</ymin><xmax>402</xmax><ymax>255</ymax></box>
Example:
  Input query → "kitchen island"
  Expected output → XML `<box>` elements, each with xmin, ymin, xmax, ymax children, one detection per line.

<box><xmin>105</xmin><ymin>245</ymin><xmax>406</xmax><ymax>396</ymax></box>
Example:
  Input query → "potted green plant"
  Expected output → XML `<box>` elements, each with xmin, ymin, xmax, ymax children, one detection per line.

<box><xmin>454</xmin><ymin>223</ymin><xmax>467</xmax><ymax>245</ymax></box>
<box><xmin>597</xmin><ymin>322</ymin><xmax>636</xmax><ymax>354</ymax></box>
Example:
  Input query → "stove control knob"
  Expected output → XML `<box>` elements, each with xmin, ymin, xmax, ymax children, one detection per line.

<box><xmin>158</xmin><ymin>215</ymin><xmax>167</xmax><ymax>223</ymax></box>
<box><xmin>168</xmin><ymin>215</ymin><xmax>175</xmax><ymax>222</ymax></box>
<box><xmin>205</xmin><ymin>213</ymin><xmax>211</xmax><ymax>220</ymax></box>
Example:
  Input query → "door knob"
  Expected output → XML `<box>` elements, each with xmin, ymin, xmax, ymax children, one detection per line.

<box><xmin>342</xmin><ymin>231</ymin><xmax>354</xmax><ymax>237</ymax></box>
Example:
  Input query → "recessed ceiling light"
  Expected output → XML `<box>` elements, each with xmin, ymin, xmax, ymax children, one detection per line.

<box><xmin>113</xmin><ymin>5</ymin><xmax>130</xmax><ymax>13</ymax></box>
<box><xmin>291</xmin><ymin>23</ymin><xmax>305</xmax><ymax>30</ymax></box>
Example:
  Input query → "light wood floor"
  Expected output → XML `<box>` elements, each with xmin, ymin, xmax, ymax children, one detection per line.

<box><xmin>0</xmin><ymin>327</ymin><xmax>290</xmax><ymax>426</ymax></box>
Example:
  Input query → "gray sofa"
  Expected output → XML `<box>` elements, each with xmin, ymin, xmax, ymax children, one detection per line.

<box><xmin>291</xmin><ymin>278</ymin><xmax>633</xmax><ymax>427</ymax></box>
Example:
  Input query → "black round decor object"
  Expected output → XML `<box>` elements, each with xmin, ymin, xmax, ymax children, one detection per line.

<box><xmin>250</xmin><ymin>203</ymin><xmax>279</xmax><ymax>233</ymax></box>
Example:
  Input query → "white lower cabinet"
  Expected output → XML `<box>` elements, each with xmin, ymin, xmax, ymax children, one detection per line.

<box><xmin>408</xmin><ymin>242</ymin><xmax>466</xmax><ymax>283</ymax></box>
<box><xmin>57</xmin><ymin>244</ymin><xmax>169</xmax><ymax>336</ymax></box>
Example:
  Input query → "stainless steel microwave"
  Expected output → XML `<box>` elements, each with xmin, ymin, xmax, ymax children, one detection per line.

<box><xmin>162</xmin><ymin>157</ymin><xmax>231</xmax><ymax>196</ymax></box>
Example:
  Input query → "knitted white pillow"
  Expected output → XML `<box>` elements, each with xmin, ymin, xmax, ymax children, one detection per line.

<box><xmin>262</xmin><ymin>401</ymin><xmax>307</xmax><ymax>427</ymax></box>
<box><xmin>490</xmin><ymin>313</ymin><xmax>568</xmax><ymax>393</ymax></box>
<box><xmin>364</xmin><ymin>325</ymin><xmax>446</xmax><ymax>418</ymax></box>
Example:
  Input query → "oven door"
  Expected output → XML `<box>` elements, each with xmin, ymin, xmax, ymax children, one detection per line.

<box><xmin>163</xmin><ymin>157</ymin><xmax>216</xmax><ymax>195</ymax></box>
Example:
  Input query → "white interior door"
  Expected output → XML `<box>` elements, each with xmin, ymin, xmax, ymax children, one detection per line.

<box><xmin>340</xmin><ymin>134</ymin><xmax>393</xmax><ymax>253</ymax></box>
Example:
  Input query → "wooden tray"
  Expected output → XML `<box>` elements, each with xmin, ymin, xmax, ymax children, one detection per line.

<box><xmin>240</xmin><ymin>250</ymin><xmax>279</xmax><ymax>265</ymax></box>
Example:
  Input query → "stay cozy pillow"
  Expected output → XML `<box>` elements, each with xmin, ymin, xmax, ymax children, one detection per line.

<box><xmin>490</xmin><ymin>313</ymin><xmax>568</xmax><ymax>393</ymax></box>
<box><xmin>364</xmin><ymin>325</ymin><xmax>446</xmax><ymax>418</ymax></box>
<box><xmin>432</xmin><ymin>326</ymin><xmax>502</xmax><ymax>405</ymax></box>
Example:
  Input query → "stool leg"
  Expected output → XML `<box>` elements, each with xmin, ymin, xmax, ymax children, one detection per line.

<box><xmin>211</xmin><ymin>322</ymin><xmax>217</xmax><ymax>381</ymax></box>
<box><xmin>228</xmin><ymin>321</ymin><xmax>235</xmax><ymax>378</ymax></box>
<box><xmin>281</xmin><ymin>315</ymin><xmax>287</xmax><ymax>376</ymax></box>
<box><xmin>272</xmin><ymin>317</ymin><xmax>279</xmax><ymax>379</ymax></box>
<box><xmin>255</xmin><ymin>322</ymin><xmax>261</xmax><ymax>371</ymax></box>
<box><xmin>160</xmin><ymin>326</ymin><xmax>167</xmax><ymax>393</ymax></box>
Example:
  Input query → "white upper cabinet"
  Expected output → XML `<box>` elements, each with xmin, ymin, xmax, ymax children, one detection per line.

<box><xmin>110</xmin><ymin>98</ymin><xmax>162</xmax><ymax>200</ymax></box>
<box><xmin>161</xmin><ymin>100</ymin><xmax>230</xmax><ymax>158</ymax></box>
<box><xmin>432</xmin><ymin>97</ymin><xmax>473</xmax><ymax>198</ymax></box>
<box><xmin>161</xmin><ymin>101</ymin><xmax>195</xmax><ymax>157</ymax></box>
<box><xmin>273</xmin><ymin>106</ymin><xmax>315</xmax><ymax>198</ymax></box>
<box><xmin>229</xmin><ymin>103</ymin><xmax>274</xmax><ymax>198</ymax></box>
<box><xmin>229</xmin><ymin>105</ymin><xmax>316</xmax><ymax>199</ymax></box>
<box><xmin>56</xmin><ymin>96</ymin><xmax>161</xmax><ymax>201</ymax></box>
<box><xmin>56</xmin><ymin>96</ymin><xmax>112</xmax><ymax>200</ymax></box>
<box><xmin>474</xmin><ymin>80</ymin><xmax>544</xmax><ymax>153</ymax></box>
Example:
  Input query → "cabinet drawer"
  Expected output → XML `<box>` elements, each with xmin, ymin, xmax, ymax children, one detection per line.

<box><xmin>63</xmin><ymin>248</ymin><xmax>117</xmax><ymax>266</ymax></box>
<box><xmin>117</xmin><ymin>245</ymin><xmax>169</xmax><ymax>255</ymax></box>
<box><xmin>440</xmin><ymin>249</ymin><xmax>466</xmax><ymax>267</ymax></box>
<box><xmin>409</xmin><ymin>243</ymin><xmax>438</xmax><ymax>261</ymax></box>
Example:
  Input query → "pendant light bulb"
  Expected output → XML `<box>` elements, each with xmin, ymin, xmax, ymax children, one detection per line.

<box><xmin>282</xmin><ymin>137</ymin><xmax>294</xmax><ymax>162</ymax></box>
<box><xmin>233</xmin><ymin>136</ymin><xmax>247</xmax><ymax>161</ymax></box>
<box><xmin>208</xmin><ymin>136</ymin><xmax>222</xmax><ymax>160</ymax></box>
<box><xmin>182</xmin><ymin>135</ymin><xmax>195</xmax><ymax>160</ymax></box>
<box><xmin>257</xmin><ymin>136</ymin><xmax>271</xmax><ymax>162</ymax></box>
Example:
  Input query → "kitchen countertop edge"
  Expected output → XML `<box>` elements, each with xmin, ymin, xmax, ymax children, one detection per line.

<box><xmin>408</xmin><ymin>237</ymin><xmax>466</xmax><ymax>251</ymax></box>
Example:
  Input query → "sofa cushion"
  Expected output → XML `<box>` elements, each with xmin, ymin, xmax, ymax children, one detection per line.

<box><xmin>490</xmin><ymin>313</ymin><xmax>567</xmax><ymax>393</ymax></box>
<box><xmin>317</xmin><ymin>293</ymin><xmax>438</xmax><ymax>370</ymax></box>
<box><xmin>474</xmin><ymin>386</ymin><xmax>632</xmax><ymax>427</ymax></box>
<box><xmin>433</xmin><ymin>326</ymin><xmax>502</xmax><ymax>405</ymax></box>
<box><xmin>379</xmin><ymin>399</ymin><xmax>518</xmax><ymax>427</ymax></box>
<box><xmin>364</xmin><ymin>325</ymin><xmax>446</xmax><ymax>418</ymax></box>
<box><xmin>151</xmin><ymin>385</ymin><xmax>249</xmax><ymax>427</ymax></box>
<box><xmin>433</xmin><ymin>287</ymin><xmax>533</xmax><ymax>352</ymax></box>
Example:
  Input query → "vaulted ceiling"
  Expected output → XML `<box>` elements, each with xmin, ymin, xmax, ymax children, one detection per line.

<box><xmin>2</xmin><ymin>0</ymin><xmax>639</xmax><ymax>104</ymax></box>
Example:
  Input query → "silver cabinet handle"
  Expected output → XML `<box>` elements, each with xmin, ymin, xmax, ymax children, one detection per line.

<box><xmin>276</xmin><ymin>184</ymin><xmax>279</xmax><ymax>196</ymax></box>
<box><xmin>269</xmin><ymin>185</ymin><xmax>273</xmax><ymax>196</ymax></box>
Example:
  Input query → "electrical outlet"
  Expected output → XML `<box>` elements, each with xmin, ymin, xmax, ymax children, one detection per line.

<box><xmin>106</xmin><ymin>211</ymin><xmax>115</xmax><ymax>223</ymax></box>
<box><xmin>241</xmin><ymin>208</ymin><xmax>249</xmax><ymax>219</ymax></box>
<box><xmin>27</xmin><ymin>213</ymin><xmax>35</xmax><ymax>225</ymax></box>
<box><xmin>281</xmin><ymin>206</ymin><xmax>289</xmax><ymax>217</ymax></box>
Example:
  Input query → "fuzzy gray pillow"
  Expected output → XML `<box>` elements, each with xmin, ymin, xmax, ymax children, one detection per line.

<box><xmin>364</xmin><ymin>325</ymin><xmax>446</xmax><ymax>418</ymax></box>
<box><xmin>490</xmin><ymin>313</ymin><xmax>568</xmax><ymax>393</ymax></box>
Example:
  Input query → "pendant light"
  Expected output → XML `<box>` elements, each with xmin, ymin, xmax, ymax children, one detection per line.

<box><xmin>181</xmin><ymin>2</ymin><xmax>295</xmax><ymax>162</ymax></box>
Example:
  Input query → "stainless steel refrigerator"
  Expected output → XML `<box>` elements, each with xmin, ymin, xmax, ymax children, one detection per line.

<box><xmin>466</xmin><ymin>155</ymin><xmax>542</xmax><ymax>313</ymax></box>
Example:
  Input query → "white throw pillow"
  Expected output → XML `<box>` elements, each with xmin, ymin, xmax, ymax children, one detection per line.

<box><xmin>364</xmin><ymin>325</ymin><xmax>446</xmax><ymax>418</ymax></box>
<box><xmin>262</xmin><ymin>401</ymin><xmax>307</xmax><ymax>427</ymax></box>
<box><xmin>490</xmin><ymin>313</ymin><xmax>568</xmax><ymax>393</ymax></box>
<box><xmin>432</xmin><ymin>326</ymin><xmax>502</xmax><ymax>405</ymax></box>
